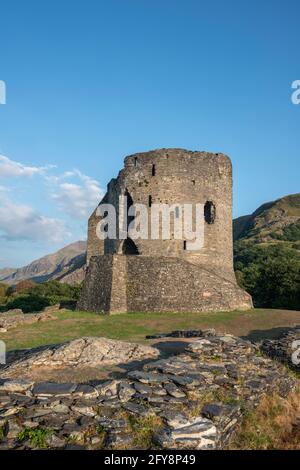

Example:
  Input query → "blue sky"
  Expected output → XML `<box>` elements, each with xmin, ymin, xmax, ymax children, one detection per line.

<box><xmin>0</xmin><ymin>0</ymin><xmax>299</xmax><ymax>267</ymax></box>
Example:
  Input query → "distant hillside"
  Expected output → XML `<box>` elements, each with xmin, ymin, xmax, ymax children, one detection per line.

<box><xmin>233</xmin><ymin>193</ymin><xmax>300</xmax><ymax>310</ymax></box>
<box><xmin>0</xmin><ymin>241</ymin><xmax>87</xmax><ymax>285</ymax></box>
<box><xmin>233</xmin><ymin>193</ymin><xmax>300</xmax><ymax>244</ymax></box>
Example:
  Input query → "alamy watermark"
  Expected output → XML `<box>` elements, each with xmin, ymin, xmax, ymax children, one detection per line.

<box><xmin>291</xmin><ymin>80</ymin><xmax>300</xmax><ymax>105</ymax></box>
<box><xmin>0</xmin><ymin>340</ymin><xmax>6</xmax><ymax>365</ymax></box>
<box><xmin>95</xmin><ymin>197</ymin><xmax>207</xmax><ymax>251</ymax></box>
<box><xmin>0</xmin><ymin>80</ymin><xmax>6</xmax><ymax>104</ymax></box>
<box><xmin>291</xmin><ymin>340</ymin><xmax>300</xmax><ymax>366</ymax></box>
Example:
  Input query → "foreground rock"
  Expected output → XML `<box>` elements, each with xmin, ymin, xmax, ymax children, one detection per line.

<box><xmin>1</xmin><ymin>337</ymin><xmax>159</xmax><ymax>378</ymax></box>
<box><xmin>0</xmin><ymin>332</ymin><xmax>297</xmax><ymax>450</ymax></box>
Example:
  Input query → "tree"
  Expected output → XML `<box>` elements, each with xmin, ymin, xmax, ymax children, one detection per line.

<box><xmin>234</xmin><ymin>242</ymin><xmax>300</xmax><ymax>310</ymax></box>
<box><xmin>0</xmin><ymin>283</ymin><xmax>8</xmax><ymax>297</ymax></box>
<box><xmin>15</xmin><ymin>280</ymin><xmax>36</xmax><ymax>293</ymax></box>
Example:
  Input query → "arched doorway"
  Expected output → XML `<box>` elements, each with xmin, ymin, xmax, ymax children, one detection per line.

<box><xmin>122</xmin><ymin>237</ymin><xmax>139</xmax><ymax>255</ymax></box>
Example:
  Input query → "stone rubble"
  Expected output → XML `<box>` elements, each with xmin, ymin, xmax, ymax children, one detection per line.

<box><xmin>0</xmin><ymin>330</ymin><xmax>298</xmax><ymax>450</ymax></box>
<box><xmin>0</xmin><ymin>309</ymin><xmax>55</xmax><ymax>332</ymax></box>
<box><xmin>260</xmin><ymin>326</ymin><xmax>300</xmax><ymax>373</ymax></box>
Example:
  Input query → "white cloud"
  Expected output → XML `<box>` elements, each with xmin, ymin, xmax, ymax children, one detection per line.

<box><xmin>0</xmin><ymin>197</ymin><xmax>68</xmax><ymax>243</ymax></box>
<box><xmin>0</xmin><ymin>153</ymin><xmax>103</xmax><ymax>266</ymax></box>
<box><xmin>0</xmin><ymin>154</ymin><xmax>55</xmax><ymax>178</ymax></box>
<box><xmin>50</xmin><ymin>169</ymin><xmax>104</xmax><ymax>219</ymax></box>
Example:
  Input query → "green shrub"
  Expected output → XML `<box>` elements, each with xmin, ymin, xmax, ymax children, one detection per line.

<box><xmin>2</xmin><ymin>294</ymin><xmax>50</xmax><ymax>313</ymax></box>
<box><xmin>0</xmin><ymin>281</ymin><xmax>82</xmax><ymax>313</ymax></box>
<box><xmin>18</xmin><ymin>427</ymin><xmax>53</xmax><ymax>449</ymax></box>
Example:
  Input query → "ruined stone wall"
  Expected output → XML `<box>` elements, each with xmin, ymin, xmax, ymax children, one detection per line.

<box><xmin>126</xmin><ymin>256</ymin><xmax>251</xmax><ymax>313</ymax></box>
<box><xmin>87</xmin><ymin>208</ymin><xmax>104</xmax><ymax>263</ymax></box>
<box><xmin>87</xmin><ymin>149</ymin><xmax>235</xmax><ymax>280</ymax></box>
<box><xmin>78</xmin><ymin>255</ymin><xmax>252</xmax><ymax>314</ymax></box>
<box><xmin>77</xmin><ymin>256</ymin><xmax>113</xmax><ymax>313</ymax></box>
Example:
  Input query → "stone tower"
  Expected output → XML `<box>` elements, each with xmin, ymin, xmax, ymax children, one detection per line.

<box><xmin>78</xmin><ymin>148</ymin><xmax>252</xmax><ymax>313</ymax></box>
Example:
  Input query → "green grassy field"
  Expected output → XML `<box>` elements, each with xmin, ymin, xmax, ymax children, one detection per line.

<box><xmin>1</xmin><ymin>308</ymin><xmax>300</xmax><ymax>351</ymax></box>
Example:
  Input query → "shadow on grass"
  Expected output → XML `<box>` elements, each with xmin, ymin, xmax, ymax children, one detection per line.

<box><xmin>241</xmin><ymin>325</ymin><xmax>298</xmax><ymax>343</ymax></box>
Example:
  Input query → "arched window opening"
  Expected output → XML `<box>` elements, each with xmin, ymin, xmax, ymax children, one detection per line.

<box><xmin>204</xmin><ymin>201</ymin><xmax>216</xmax><ymax>224</ymax></box>
<box><xmin>151</xmin><ymin>164</ymin><xmax>156</xmax><ymax>176</ymax></box>
<box><xmin>122</xmin><ymin>238</ymin><xmax>139</xmax><ymax>255</ymax></box>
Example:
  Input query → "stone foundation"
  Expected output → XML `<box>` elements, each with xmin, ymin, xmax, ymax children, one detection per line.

<box><xmin>77</xmin><ymin>255</ymin><xmax>252</xmax><ymax>314</ymax></box>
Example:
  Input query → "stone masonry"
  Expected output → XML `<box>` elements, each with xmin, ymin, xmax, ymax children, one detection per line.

<box><xmin>78</xmin><ymin>148</ymin><xmax>252</xmax><ymax>313</ymax></box>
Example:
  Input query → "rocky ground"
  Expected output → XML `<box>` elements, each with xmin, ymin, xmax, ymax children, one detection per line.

<box><xmin>2</xmin><ymin>337</ymin><xmax>159</xmax><ymax>377</ymax></box>
<box><xmin>0</xmin><ymin>308</ymin><xmax>56</xmax><ymax>333</ymax></box>
<box><xmin>0</xmin><ymin>329</ymin><xmax>298</xmax><ymax>450</ymax></box>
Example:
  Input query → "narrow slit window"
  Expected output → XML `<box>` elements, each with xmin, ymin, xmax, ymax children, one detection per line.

<box><xmin>183</xmin><ymin>240</ymin><xmax>187</xmax><ymax>250</ymax></box>
<box><xmin>148</xmin><ymin>195</ymin><xmax>152</xmax><ymax>207</ymax></box>
<box><xmin>175</xmin><ymin>206</ymin><xmax>180</xmax><ymax>218</ymax></box>
<box><xmin>103</xmin><ymin>211</ymin><xmax>109</xmax><ymax>232</ymax></box>
<box><xmin>134</xmin><ymin>157</ymin><xmax>138</xmax><ymax>167</ymax></box>
<box><xmin>152</xmin><ymin>164</ymin><xmax>156</xmax><ymax>176</ymax></box>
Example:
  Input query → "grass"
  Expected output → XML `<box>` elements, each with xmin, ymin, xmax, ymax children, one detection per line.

<box><xmin>0</xmin><ymin>424</ymin><xmax>6</xmax><ymax>441</ymax></box>
<box><xmin>230</xmin><ymin>388</ymin><xmax>300</xmax><ymax>449</ymax></box>
<box><xmin>18</xmin><ymin>427</ymin><xmax>53</xmax><ymax>449</ymax></box>
<box><xmin>1</xmin><ymin>308</ymin><xmax>300</xmax><ymax>351</ymax></box>
<box><xmin>185</xmin><ymin>388</ymin><xmax>241</xmax><ymax>419</ymax></box>
<box><xmin>128</xmin><ymin>413</ymin><xmax>164</xmax><ymax>448</ymax></box>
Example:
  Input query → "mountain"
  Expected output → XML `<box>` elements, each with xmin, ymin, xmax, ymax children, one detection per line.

<box><xmin>233</xmin><ymin>193</ymin><xmax>300</xmax><ymax>244</ymax></box>
<box><xmin>0</xmin><ymin>241</ymin><xmax>87</xmax><ymax>286</ymax></box>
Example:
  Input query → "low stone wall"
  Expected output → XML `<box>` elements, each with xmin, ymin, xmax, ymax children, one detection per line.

<box><xmin>0</xmin><ymin>332</ymin><xmax>295</xmax><ymax>450</ymax></box>
<box><xmin>77</xmin><ymin>255</ymin><xmax>252</xmax><ymax>314</ymax></box>
<box><xmin>0</xmin><ymin>309</ymin><xmax>57</xmax><ymax>333</ymax></box>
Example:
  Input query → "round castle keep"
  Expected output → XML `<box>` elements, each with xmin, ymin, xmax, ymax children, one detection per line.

<box><xmin>78</xmin><ymin>148</ymin><xmax>252</xmax><ymax>314</ymax></box>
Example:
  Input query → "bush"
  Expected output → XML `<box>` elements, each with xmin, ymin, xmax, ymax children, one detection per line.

<box><xmin>25</xmin><ymin>280</ymin><xmax>82</xmax><ymax>300</ymax></box>
<box><xmin>2</xmin><ymin>294</ymin><xmax>50</xmax><ymax>313</ymax></box>
<box><xmin>0</xmin><ymin>280</ymin><xmax>82</xmax><ymax>313</ymax></box>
